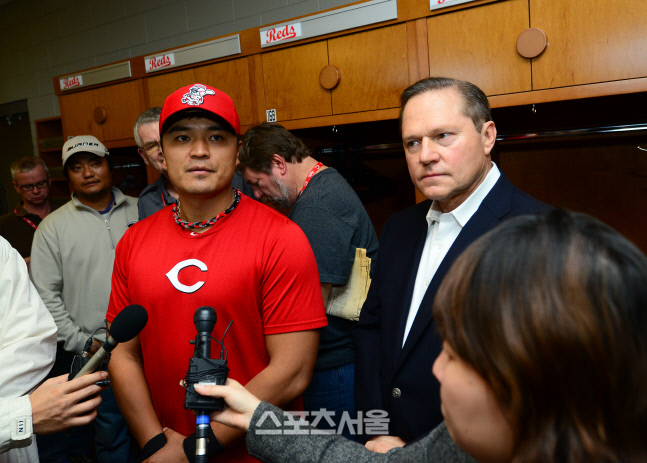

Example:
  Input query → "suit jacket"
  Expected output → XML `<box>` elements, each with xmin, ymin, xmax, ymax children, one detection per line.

<box><xmin>353</xmin><ymin>172</ymin><xmax>552</xmax><ymax>442</ymax></box>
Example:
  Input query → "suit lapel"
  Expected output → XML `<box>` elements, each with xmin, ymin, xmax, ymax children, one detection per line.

<box><xmin>397</xmin><ymin>174</ymin><xmax>514</xmax><ymax>364</ymax></box>
<box><xmin>389</xmin><ymin>204</ymin><xmax>430</xmax><ymax>351</ymax></box>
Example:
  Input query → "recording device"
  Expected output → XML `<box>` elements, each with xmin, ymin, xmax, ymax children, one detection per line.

<box><xmin>70</xmin><ymin>304</ymin><xmax>148</xmax><ymax>380</ymax></box>
<box><xmin>183</xmin><ymin>307</ymin><xmax>232</xmax><ymax>463</ymax></box>
<box><xmin>184</xmin><ymin>306</ymin><xmax>231</xmax><ymax>411</ymax></box>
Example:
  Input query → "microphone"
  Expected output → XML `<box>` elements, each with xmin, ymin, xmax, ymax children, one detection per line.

<box><xmin>73</xmin><ymin>304</ymin><xmax>148</xmax><ymax>378</ymax></box>
<box><xmin>195</xmin><ymin>307</ymin><xmax>217</xmax><ymax>360</ymax></box>
<box><xmin>184</xmin><ymin>307</ymin><xmax>229</xmax><ymax>411</ymax></box>
<box><xmin>184</xmin><ymin>307</ymin><xmax>232</xmax><ymax>463</ymax></box>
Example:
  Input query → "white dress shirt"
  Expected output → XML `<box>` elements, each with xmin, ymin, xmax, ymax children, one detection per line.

<box><xmin>0</xmin><ymin>237</ymin><xmax>57</xmax><ymax>462</ymax></box>
<box><xmin>402</xmin><ymin>163</ymin><xmax>501</xmax><ymax>345</ymax></box>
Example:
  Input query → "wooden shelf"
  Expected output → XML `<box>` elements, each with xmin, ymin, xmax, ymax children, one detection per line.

<box><xmin>39</xmin><ymin>147</ymin><xmax>64</xmax><ymax>155</ymax></box>
<box><xmin>35</xmin><ymin>117</ymin><xmax>69</xmax><ymax>198</ymax></box>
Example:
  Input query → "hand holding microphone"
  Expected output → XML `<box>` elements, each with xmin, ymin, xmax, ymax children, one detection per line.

<box><xmin>71</xmin><ymin>304</ymin><xmax>148</xmax><ymax>379</ymax></box>
<box><xmin>30</xmin><ymin>371</ymin><xmax>109</xmax><ymax>434</ymax></box>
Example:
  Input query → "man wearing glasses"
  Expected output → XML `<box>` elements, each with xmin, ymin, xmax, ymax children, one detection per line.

<box><xmin>0</xmin><ymin>157</ymin><xmax>54</xmax><ymax>266</ymax></box>
<box><xmin>134</xmin><ymin>107</ymin><xmax>255</xmax><ymax>221</ymax></box>
<box><xmin>134</xmin><ymin>107</ymin><xmax>180</xmax><ymax>220</ymax></box>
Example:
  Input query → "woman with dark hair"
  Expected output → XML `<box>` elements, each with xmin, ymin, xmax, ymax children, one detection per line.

<box><xmin>193</xmin><ymin>210</ymin><xmax>647</xmax><ymax>463</ymax></box>
<box><xmin>432</xmin><ymin>209</ymin><xmax>647</xmax><ymax>462</ymax></box>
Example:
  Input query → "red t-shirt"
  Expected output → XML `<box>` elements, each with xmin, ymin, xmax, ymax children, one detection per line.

<box><xmin>107</xmin><ymin>195</ymin><xmax>327</xmax><ymax>462</ymax></box>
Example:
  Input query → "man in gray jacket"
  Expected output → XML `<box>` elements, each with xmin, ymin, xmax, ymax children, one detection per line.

<box><xmin>31</xmin><ymin>135</ymin><xmax>138</xmax><ymax>463</ymax></box>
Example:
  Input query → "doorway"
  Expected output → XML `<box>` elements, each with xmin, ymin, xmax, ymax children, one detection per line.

<box><xmin>0</xmin><ymin>100</ymin><xmax>33</xmax><ymax>215</ymax></box>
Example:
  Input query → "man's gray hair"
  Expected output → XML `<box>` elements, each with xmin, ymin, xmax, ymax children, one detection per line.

<box><xmin>10</xmin><ymin>156</ymin><xmax>49</xmax><ymax>181</ymax></box>
<box><xmin>133</xmin><ymin>107</ymin><xmax>162</xmax><ymax>148</ymax></box>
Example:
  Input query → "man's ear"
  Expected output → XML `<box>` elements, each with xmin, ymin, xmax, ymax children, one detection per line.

<box><xmin>12</xmin><ymin>181</ymin><xmax>21</xmax><ymax>195</ymax></box>
<box><xmin>137</xmin><ymin>148</ymin><xmax>151</xmax><ymax>166</ymax></box>
<box><xmin>270</xmin><ymin>153</ymin><xmax>288</xmax><ymax>176</ymax></box>
<box><xmin>481</xmin><ymin>121</ymin><xmax>497</xmax><ymax>156</ymax></box>
<box><xmin>236</xmin><ymin>140</ymin><xmax>242</xmax><ymax>166</ymax></box>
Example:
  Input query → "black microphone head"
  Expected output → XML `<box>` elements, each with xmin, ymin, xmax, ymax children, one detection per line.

<box><xmin>194</xmin><ymin>306</ymin><xmax>216</xmax><ymax>335</ymax></box>
<box><xmin>110</xmin><ymin>304</ymin><xmax>148</xmax><ymax>343</ymax></box>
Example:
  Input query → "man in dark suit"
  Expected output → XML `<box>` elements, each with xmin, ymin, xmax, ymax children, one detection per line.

<box><xmin>354</xmin><ymin>77</ymin><xmax>551</xmax><ymax>451</ymax></box>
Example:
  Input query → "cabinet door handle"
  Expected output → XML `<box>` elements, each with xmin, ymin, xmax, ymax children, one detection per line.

<box><xmin>319</xmin><ymin>65</ymin><xmax>341</xmax><ymax>90</ymax></box>
<box><xmin>517</xmin><ymin>28</ymin><xmax>548</xmax><ymax>59</ymax></box>
<box><xmin>94</xmin><ymin>106</ymin><xmax>107</xmax><ymax>124</ymax></box>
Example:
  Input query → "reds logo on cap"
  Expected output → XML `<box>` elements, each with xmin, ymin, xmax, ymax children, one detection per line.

<box><xmin>181</xmin><ymin>84</ymin><xmax>216</xmax><ymax>106</ymax></box>
<box><xmin>160</xmin><ymin>83</ymin><xmax>241</xmax><ymax>136</ymax></box>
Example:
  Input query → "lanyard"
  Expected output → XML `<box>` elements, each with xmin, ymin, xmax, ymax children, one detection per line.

<box><xmin>299</xmin><ymin>162</ymin><xmax>323</xmax><ymax>197</ymax></box>
<box><xmin>161</xmin><ymin>186</ymin><xmax>178</xmax><ymax>207</ymax></box>
<box><xmin>15</xmin><ymin>208</ymin><xmax>38</xmax><ymax>230</ymax></box>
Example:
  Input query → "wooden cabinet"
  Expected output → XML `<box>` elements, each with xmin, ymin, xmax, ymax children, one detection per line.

<box><xmin>262</xmin><ymin>41</ymin><xmax>331</xmax><ymax>121</ymax></box>
<box><xmin>54</xmin><ymin>0</ymin><xmax>647</xmax><ymax>149</ymax></box>
<box><xmin>427</xmin><ymin>0</ymin><xmax>531</xmax><ymax>96</ymax></box>
<box><xmin>262</xmin><ymin>24</ymin><xmax>410</xmax><ymax>123</ymax></box>
<box><xmin>147</xmin><ymin>69</ymin><xmax>195</xmax><ymax>108</ymax></box>
<box><xmin>195</xmin><ymin>59</ymin><xmax>255</xmax><ymax>127</ymax></box>
<box><xmin>329</xmin><ymin>25</ymin><xmax>409</xmax><ymax>114</ymax></box>
<box><xmin>426</xmin><ymin>0</ymin><xmax>647</xmax><ymax>97</ymax></box>
<box><xmin>530</xmin><ymin>0</ymin><xmax>647</xmax><ymax>89</ymax></box>
<box><xmin>59</xmin><ymin>89</ymin><xmax>101</xmax><ymax>140</ymax></box>
<box><xmin>59</xmin><ymin>80</ymin><xmax>145</xmax><ymax>145</ymax></box>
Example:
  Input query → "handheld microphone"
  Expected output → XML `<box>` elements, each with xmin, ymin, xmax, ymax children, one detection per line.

<box><xmin>184</xmin><ymin>307</ymin><xmax>232</xmax><ymax>463</ymax></box>
<box><xmin>72</xmin><ymin>304</ymin><xmax>148</xmax><ymax>378</ymax></box>
<box><xmin>184</xmin><ymin>307</ymin><xmax>230</xmax><ymax>411</ymax></box>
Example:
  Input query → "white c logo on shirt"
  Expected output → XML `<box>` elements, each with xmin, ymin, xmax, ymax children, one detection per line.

<box><xmin>166</xmin><ymin>259</ymin><xmax>207</xmax><ymax>293</ymax></box>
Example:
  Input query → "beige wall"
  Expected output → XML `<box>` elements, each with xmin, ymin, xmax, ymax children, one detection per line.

<box><xmin>0</xmin><ymin>0</ymin><xmax>356</xmax><ymax>154</ymax></box>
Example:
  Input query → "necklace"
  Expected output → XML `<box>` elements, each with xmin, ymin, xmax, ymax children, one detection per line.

<box><xmin>172</xmin><ymin>188</ymin><xmax>241</xmax><ymax>229</ymax></box>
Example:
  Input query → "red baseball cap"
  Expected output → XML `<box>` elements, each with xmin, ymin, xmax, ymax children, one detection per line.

<box><xmin>159</xmin><ymin>83</ymin><xmax>240</xmax><ymax>136</ymax></box>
